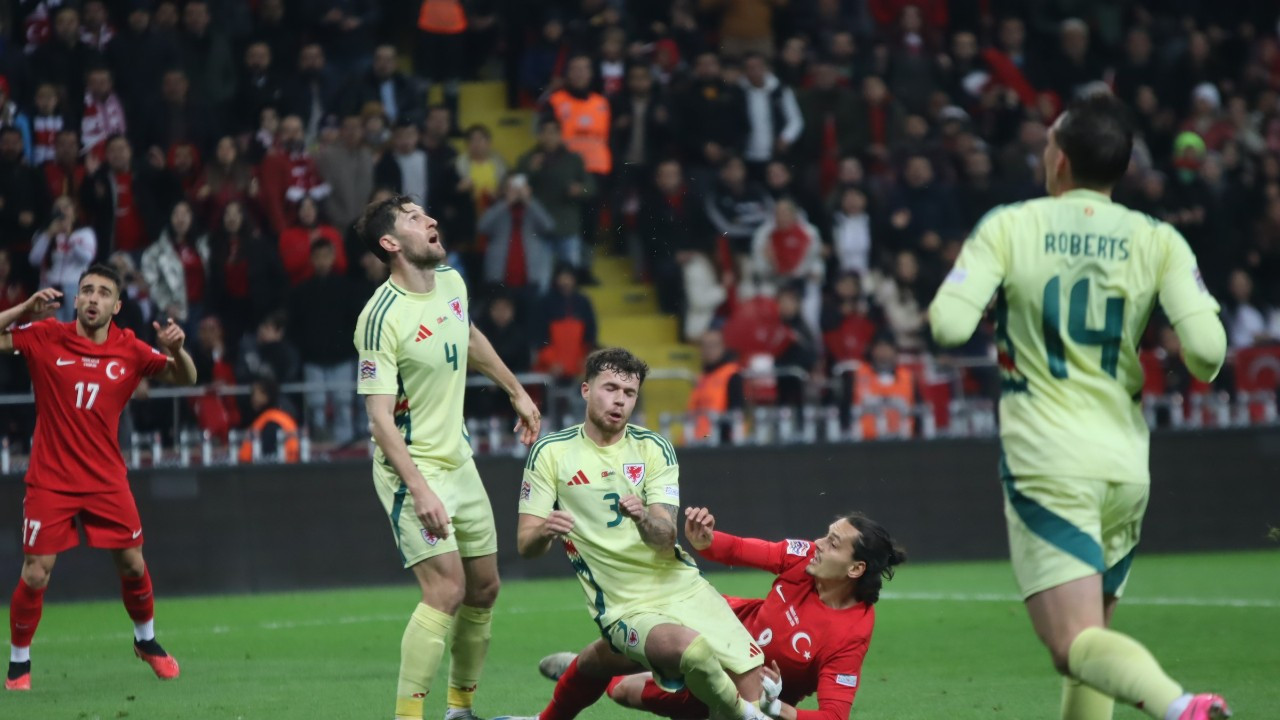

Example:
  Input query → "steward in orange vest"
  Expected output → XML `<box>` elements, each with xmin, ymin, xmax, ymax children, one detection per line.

<box><xmin>239</xmin><ymin>378</ymin><xmax>301</xmax><ymax>463</ymax></box>
<box><xmin>417</xmin><ymin>0</ymin><xmax>466</xmax><ymax>34</ymax></box>
<box><xmin>854</xmin><ymin>337</ymin><xmax>917</xmax><ymax>439</ymax></box>
<box><xmin>688</xmin><ymin>330</ymin><xmax>745</xmax><ymax>441</ymax></box>
<box><xmin>546</xmin><ymin>56</ymin><xmax>612</xmax><ymax>175</ymax></box>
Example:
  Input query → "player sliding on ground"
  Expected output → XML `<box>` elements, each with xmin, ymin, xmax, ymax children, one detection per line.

<box><xmin>0</xmin><ymin>265</ymin><xmax>197</xmax><ymax>690</ymax></box>
<box><xmin>929</xmin><ymin>93</ymin><xmax>1232</xmax><ymax>720</ymax></box>
<box><xmin>507</xmin><ymin>348</ymin><xmax>778</xmax><ymax>720</ymax></box>
<box><xmin>354</xmin><ymin>195</ymin><xmax>541</xmax><ymax>720</ymax></box>
<box><xmin>523</xmin><ymin>506</ymin><xmax>905</xmax><ymax>720</ymax></box>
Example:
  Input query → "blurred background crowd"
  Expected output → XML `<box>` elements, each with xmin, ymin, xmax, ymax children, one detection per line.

<box><xmin>2</xmin><ymin>0</ymin><xmax>1280</xmax><ymax>451</ymax></box>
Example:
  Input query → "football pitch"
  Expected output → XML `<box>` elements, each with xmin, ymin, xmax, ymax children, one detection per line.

<box><xmin>4</xmin><ymin>551</ymin><xmax>1276</xmax><ymax>719</ymax></box>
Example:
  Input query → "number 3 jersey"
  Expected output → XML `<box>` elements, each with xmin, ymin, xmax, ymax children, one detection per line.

<box><xmin>10</xmin><ymin>319</ymin><xmax>169</xmax><ymax>492</ymax></box>
<box><xmin>933</xmin><ymin>189</ymin><xmax>1221</xmax><ymax>483</ymax></box>
<box><xmin>354</xmin><ymin>269</ymin><xmax>473</xmax><ymax>470</ymax></box>
<box><xmin>519</xmin><ymin>424</ymin><xmax>703</xmax><ymax>628</ymax></box>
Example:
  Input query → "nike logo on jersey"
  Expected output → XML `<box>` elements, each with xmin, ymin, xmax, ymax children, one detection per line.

<box><xmin>774</xmin><ymin>584</ymin><xmax>786</xmax><ymax>603</ymax></box>
<box><xmin>56</xmin><ymin>358</ymin><xmax>76</xmax><ymax>366</ymax></box>
<box><xmin>132</xmin><ymin>529</ymin><xmax>143</xmax><ymax>539</ymax></box>
<box><xmin>566</xmin><ymin>470</ymin><xmax>590</xmax><ymax>486</ymax></box>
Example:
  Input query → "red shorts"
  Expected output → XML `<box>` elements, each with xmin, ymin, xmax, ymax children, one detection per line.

<box><xmin>20</xmin><ymin>485</ymin><xmax>144</xmax><ymax>555</ymax></box>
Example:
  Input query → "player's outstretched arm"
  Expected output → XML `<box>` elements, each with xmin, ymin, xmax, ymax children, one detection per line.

<box><xmin>467</xmin><ymin>323</ymin><xmax>542</xmax><ymax>445</ymax></box>
<box><xmin>151</xmin><ymin>318</ymin><xmax>198</xmax><ymax>386</ymax></box>
<box><xmin>0</xmin><ymin>288</ymin><xmax>62</xmax><ymax>353</ymax></box>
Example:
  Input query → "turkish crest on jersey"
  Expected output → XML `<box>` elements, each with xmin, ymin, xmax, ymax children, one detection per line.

<box><xmin>623</xmin><ymin>463</ymin><xmax>645</xmax><ymax>486</ymax></box>
<box><xmin>449</xmin><ymin>297</ymin><xmax>464</xmax><ymax>322</ymax></box>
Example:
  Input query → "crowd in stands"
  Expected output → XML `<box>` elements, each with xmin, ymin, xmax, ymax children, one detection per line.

<box><xmin>2</xmin><ymin>0</ymin><xmax>1280</xmax><ymax>446</ymax></box>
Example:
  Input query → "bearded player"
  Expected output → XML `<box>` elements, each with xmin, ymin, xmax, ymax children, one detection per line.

<box><xmin>929</xmin><ymin>93</ymin><xmax>1230</xmax><ymax>719</ymax></box>
<box><xmin>354</xmin><ymin>195</ymin><xmax>541</xmax><ymax>720</ymax></box>
<box><xmin>525</xmin><ymin>507</ymin><xmax>906</xmax><ymax>720</ymax></box>
<box><xmin>0</xmin><ymin>265</ymin><xmax>197</xmax><ymax>690</ymax></box>
<box><xmin>506</xmin><ymin>348</ymin><xmax>778</xmax><ymax>720</ymax></box>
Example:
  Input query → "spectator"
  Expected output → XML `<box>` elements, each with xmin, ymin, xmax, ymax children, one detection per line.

<box><xmin>187</xmin><ymin>315</ymin><xmax>241</xmax><ymax>436</ymax></box>
<box><xmin>472</xmin><ymin>291</ymin><xmax>533</xmax><ymax>417</ymax></box>
<box><xmin>775</xmin><ymin>35</ymin><xmax>809</xmax><ymax>88</ymax></box>
<box><xmin>0</xmin><ymin>127</ymin><xmax>49</xmax><ymax>268</ymax></box>
<box><xmin>0</xmin><ymin>248</ymin><xmax>29</xmax><ymax>316</ymax></box>
<box><xmin>235</xmin><ymin>310</ymin><xmax>300</xmax><ymax>384</ymax></box>
<box><xmin>546</xmin><ymin>54</ymin><xmax>611</xmax><ymax>260</ymax></box>
<box><xmin>234</xmin><ymin>41</ymin><xmax>285</xmax><ymax>135</ymax></box>
<box><xmin>106</xmin><ymin>250</ymin><xmax>156</xmax><ymax>335</ymax></box>
<box><xmin>1112</xmin><ymin>27</ymin><xmax>1160</xmax><ymax>107</ymax></box>
<box><xmin>535</xmin><ymin>263</ymin><xmax>598</xmax><ymax>378</ymax></box>
<box><xmin>279</xmin><ymin>196</ymin><xmax>347</xmax><ymax>285</ymax></box>
<box><xmin>340</xmin><ymin>44</ymin><xmax>421</xmax><ymax>124</ymax></box>
<box><xmin>699</xmin><ymin>0</ymin><xmax>781</xmax><ymax>58</ymax></box>
<box><xmin>253</xmin><ymin>0</ymin><xmax>298</xmax><ymax>88</ymax></box>
<box><xmin>596</xmin><ymin>27</ymin><xmax>628</xmax><ymax>100</ymax></box>
<box><xmin>140</xmin><ymin>68</ymin><xmax>215</xmax><ymax>157</ymax></box>
<box><xmin>705</xmin><ymin>154</ymin><xmax>773</xmax><ymax>258</ymax></box>
<box><xmin>956</xmin><ymin>149</ymin><xmax>1006</xmax><ymax>231</ymax></box>
<box><xmin>775</xmin><ymin>284</ymin><xmax>819</xmax><ymax>406</ymax></box>
<box><xmin>290</xmin><ymin>238</ymin><xmax>361</xmax><ymax>445</ymax></box>
<box><xmin>749</xmin><ymin>198</ymin><xmax>824</xmax><ymax>335</ymax></box>
<box><xmin>672</xmin><ymin>51</ymin><xmax>748</xmax><ymax>179</ymax></box>
<box><xmin>851</xmin><ymin>76</ymin><xmax>907</xmax><ymax>171</ymax></box>
<box><xmin>420</xmin><ymin>105</ymin><xmax>473</xmax><ymax>243</ymax></box>
<box><xmin>997</xmin><ymin>118</ymin><xmax>1048</xmax><ymax>195</ymax></box>
<box><xmin>167</xmin><ymin>142</ymin><xmax>204</xmax><ymax>208</ymax></box>
<box><xmin>176</xmin><ymin>0</ymin><xmax>237</xmax><ymax>108</ymax></box>
<box><xmin>519</xmin><ymin>18</ymin><xmax>570</xmax><ymax>106</ymax></box>
<box><xmin>611</xmin><ymin>63</ymin><xmax>671</xmax><ymax>204</ymax></box>
<box><xmin>43</xmin><ymin>129</ymin><xmax>87</xmax><ymax>207</ymax></box>
<box><xmin>29</xmin><ymin>83</ymin><xmax>69</xmax><ymax>168</ymax></box>
<box><xmin>31</xmin><ymin>6</ymin><xmax>99</xmax><ymax>113</ymax></box>
<box><xmin>821</xmin><ymin>271</ymin><xmax>878</xmax><ymax>365</ymax></box>
<box><xmin>455</xmin><ymin>124</ymin><xmax>507</xmax><ymax>220</ymax></box>
<box><xmin>0</xmin><ymin>76</ymin><xmax>32</xmax><ymax>163</ymax></box>
<box><xmin>1224</xmin><ymin>269</ymin><xmax>1270</xmax><ymax>348</ymax></box>
<box><xmin>415</xmin><ymin>0</ymin><xmax>466</xmax><ymax>128</ymax></box>
<box><xmin>307</xmin><ymin>0</ymin><xmax>379</xmax><ymax>78</ymax></box>
<box><xmin>797</xmin><ymin>58</ymin><xmax>859</xmax><ymax>193</ymax></box>
<box><xmin>238</xmin><ymin>375</ymin><xmax>300</xmax><ymax>462</ymax></box>
<box><xmin>871</xmin><ymin>249</ymin><xmax>927</xmax><ymax>352</ymax></box>
<box><xmin>79</xmin><ymin>0</ymin><xmax>114</xmax><ymax>52</ymax></box>
<box><xmin>82</xmin><ymin>135</ymin><xmax>164</xmax><ymax>257</ymax></box>
<box><xmin>196</xmin><ymin>136</ymin><xmax>258</xmax><ymax>232</ymax></box>
<box><xmin>316</xmin><ymin>115</ymin><xmax>374</xmax><ymax>231</ymax></box>
<box><xmin>107</xmin><ymin>0</ymin><xmax>179</xmax><ymax>117</ymax></box>
<box><xmin>687</xmin><ymin>328</ymin><xmax>745</xmax><ymax>443</ymax></box>
<box><xmin>141</xmin><ymin>199</ymin><xmax>210</xmax><ymax>324</ymax></box>
<box><xmin>29</xmin><ymin>196</ymin><xmax>96</xmax><ymax>321</ymax></box>
<box><xmin>373</xmin><ymin>118</ymin><xmax>430</xmax><ymax>204</ymax></box>
<box><xmin>258</xmin><ymin>114</ymin><xmax>331</xmax><ymax>234</ymax></box>
<box><xmin>762</xmin><ymin>160</ymin><xmax>822</xmax><ymax>224</ymax></box>
<box><xmin>208</xmin><ymin>200</ymin><xmax>286</xmax><ymax>346</ymax></box>
<box><xmin>739</xmin><ymin>53</ymin><xmax>804</xmax><ymax>175</ymax></box>
<box><xmin>516</xmin><ymin>117</ymin><xmax>594</xmax><ymax>272</ymax></box>
<box><xmin>888</xmin><ymin>154</ymin><xmax>961</xmax><ymax>266</ymax></box>
<box><xmin>638</xmin><ymin>158</ymin><xmax>714</xmax><ymax>323</ymax></box>
<box><xmin>476</xmin><ymin>174</ymin><xmax>556</xmax><ymax>296</ymax></box>
<box><xmin>80</xmin><ymin>66</ymin><xmax>126</xmax><ymax>161</ymax></box>
<box><xmin>855</xmin><ymin>335</ymin><xmax>917</xmax><ymax>439</ymax></box>
<box><xmin>284</xmin><ymin>43</ymin><xmax>341</xmax><ymax>143</ymax></box>
<box><xmin>831</xmin><ymin>186</ymin><xmax>873</xmax><ymax>278</ymax></box>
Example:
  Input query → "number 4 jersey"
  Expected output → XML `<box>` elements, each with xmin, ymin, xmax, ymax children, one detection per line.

<box><xmin>931</xmin><ymin>189</ymin><xmax>1220</xmax><ymax>483</ymax></box>
<box><xmin>10</xmin><ymin>319</ymin><xmax>169</xmax><ymax>492</ymax></box>
<box><xmin>354</xmin><ymin>269</ymin><xmax>473</xmax><ymax>470</ymax></box>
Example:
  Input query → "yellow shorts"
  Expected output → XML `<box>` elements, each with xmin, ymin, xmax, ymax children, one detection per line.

<box><xmin>604</xmin><ymin>581</ymin><xmax>763</xmax><ymax>688</ymax></box>
<box><xmin>372</xmin><ymin>457</ymin><xmax>497</xmax><ymax>567</ymax></box>
<box><xmin>1003</xmin><ymin>476</ymin><xmax>1148</xmax><ymax>600</ymax></box>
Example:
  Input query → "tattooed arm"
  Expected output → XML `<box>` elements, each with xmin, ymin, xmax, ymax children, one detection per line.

<box><xmin>619</xmin><ymin>496</ymin><xmax>678</xmax><ymax>552</ymax></box>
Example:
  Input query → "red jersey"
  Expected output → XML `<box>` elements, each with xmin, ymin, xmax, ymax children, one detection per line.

<box><xmin>701</xmin><ymin>532</ymin><xmax>874</xmax><ymax>720</ymax></box>
<box><xmin>10</xmin><ymin>319</ymin><xmax>169</xmax><ymax>493</ymax></box>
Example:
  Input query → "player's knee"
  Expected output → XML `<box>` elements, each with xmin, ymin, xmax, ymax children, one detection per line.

<box><xmin>465</xmin><ymin>575</ymin><xmax>500</xmax><ymax>607</ymax></box>
<box><xmin>607</xmin><ymin>676</ymin><xmax>641</xmax><ymax>708</ymax></box>
<box><xmin>20</xmin><ymin>557</ymin><xmax>54</xmax><ymax>589</ymax></box>
<box><xmin>422</xmin><ymin>579</ymin><xmax>466</xmax><ymax>614</ymax></box>
<box><xmin>1048</xmin><ymin>645</ymin><xmax>1073</xmax><ymax>676</ymax></box>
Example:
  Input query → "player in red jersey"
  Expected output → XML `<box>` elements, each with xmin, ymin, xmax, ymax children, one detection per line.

<box><xmin>504</xmin><ymin>507</ymin><xmax>905</xmax><ymax>720</ymax></box>
<box><xmin>0</xmin><ymin>264</ymin><xmax>197</xmax><ymax>690</ymax></box>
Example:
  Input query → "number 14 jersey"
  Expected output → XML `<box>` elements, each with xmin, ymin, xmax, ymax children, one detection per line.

<box><xmin>933</xmin><ymin>189</ymin><xmax>1220</xmax><ymax>483</ymax></box>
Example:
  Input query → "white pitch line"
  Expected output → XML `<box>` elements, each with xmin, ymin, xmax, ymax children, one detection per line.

<box><xmin>32</xmin><ymin>593</ymin><xmax>1276</xmax><ymax>646</ymax></box>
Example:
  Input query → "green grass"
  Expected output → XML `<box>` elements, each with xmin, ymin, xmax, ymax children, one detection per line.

<box><xmin>5</xmin><ymin>551</ymin><xmax>1277</xmax><ymax>719</ymax></box>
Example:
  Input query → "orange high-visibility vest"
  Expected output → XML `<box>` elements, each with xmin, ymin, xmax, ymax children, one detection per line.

<box><xmin>239</xmin><ymin>408</ymin><xmax>301</xmax><ymax>463</ymax></box>
<box><xmin>855</xmin><ymin>363</ymin><xmax>915</xmax><ymax>439</ymax></box>
<box><xmin>688</xmin><ymin>362</ymin><xmax>740</xmax><ymax>439</ymax></box>
<box><xmin>418</xmin><ymin>0</ymin><xmax>467</xmax><ymax>34</ymax></box>
<box><xmin>548</xmin><ymin>89</ymin><xmax>612</xmax><ymax>174</ymax></box>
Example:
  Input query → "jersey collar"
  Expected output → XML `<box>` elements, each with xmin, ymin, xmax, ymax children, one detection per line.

<box><xmin>387</xmin><ymin>279</ymin><xmax>433</xmax><ymax>300</ymax></box>
<box><xmin>1061</xmin><ymin>188</ymin><xmax>1113</xmax><ymax>204</ymax></box>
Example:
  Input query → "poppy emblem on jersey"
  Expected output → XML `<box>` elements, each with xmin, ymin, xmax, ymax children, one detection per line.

<box><xmin>449</xmin><ymin>297</ymin><xmax>464</xmax><ymax>322</ymax></box>
<box><xmin>106</xmin><ymin>361</ymin><xmax>124</xmax><ymax>380</ymax></box>
<box><xmin>626</xmin><ymin>628</ymin><xmax>640</xmax><ymax>647</ymax></box>
<box><xmin>421</xmin><ymin>529</ymin><xmax>439</xmax><ymax>546</ymax></box>
<box><xmin>567</xmin><ymin>470</ymin><xmax>590</xmax><ymax>486</ymax></box>
<box><xmin>359</xmin><ymin>359</ymin><xmax>377</xmax><ymax>381</ymax></box>
<box><xmin>416</xmin><ymin>324</ymin><xmax>433</xmax><ymax>342</ymax></box>
<box><xmin>623</xmin><ymin>463</ymin><xmax>645</xmax><ymax>486</ymax></box>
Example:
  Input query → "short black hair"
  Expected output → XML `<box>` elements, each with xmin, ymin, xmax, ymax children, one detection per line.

<box><xmin>79</xmin><ymin>263</ymin><xmax>122</xmax><ymax>293</ymax></box>
<box><xmin>843</xmin><ymin>511</ymin><xmax>907</xmax><ymax>605</ymax></box>
<box><xmin>1054</xmin><ymin>93</ymin><xmax>1134</xmax><ymax>189</ymax></box>
<box><xmin>355</xmin><ymin>194</ymin><xmax>414</xmax><ymax>263</ymax></box>
<box><xmin>584</xmin><ymin>348</ymin><xmax>650</xmax><ymax>386</ymax></box>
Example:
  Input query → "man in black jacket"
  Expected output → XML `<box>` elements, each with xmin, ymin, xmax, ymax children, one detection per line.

<box><xmin>671</xmin><ymin>51</ymin><xmax>747</xmax><ymax>187</ymax></box>
<box><xmin>340</xmin><ymin>44</ymin><xmax>422</xmax><ymax>124</ymax></box>
<box><xmin>289</xmin><ymin>238</ymin><xmax>362</xmax><ymax>444</ymax></box>
<box><xmin>0</xmin><ymin>128</ymin><xmax>49</xmax><ymax>284</ymax></box>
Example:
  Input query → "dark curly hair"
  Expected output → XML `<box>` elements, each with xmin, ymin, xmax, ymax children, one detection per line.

<box><xmin>355</xmin><ymin>193</ymin><xmax>415</xmax><ymax>263</ymax></box>
<box><xmin>844</xmin><ymin>512</ymin><xmax>907</xmax><ymax>605</ymax></box>
<box><xmin>584</xmin><ymin>348</ymin><xmax>650</xmax><ymax>386</ymax></box>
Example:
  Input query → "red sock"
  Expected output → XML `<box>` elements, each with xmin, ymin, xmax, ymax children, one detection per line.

<box><xmin>120</xmin><ymin>568</ymin><xmax>154</xmax><ymax>624</ymax></box>
<box><xmin>10</xmin><ymin>579</ymin><xmax>46</xmax><ymax>649</ymax></box>
<box><xmin>639</xmin><ymin>678</ymin><xmax>707</xmax><ymax>720</ymax></box>
<box><xmin>540</xmin><ymin>658</ymin><xmax>611</xmax><ymax>720</ymax></box>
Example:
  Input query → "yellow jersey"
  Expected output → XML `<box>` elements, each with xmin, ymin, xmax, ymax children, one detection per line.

<box><xmin>354</xmin><ymin>268</ymin><xmax>473</xmax><ymax>470</ymax></box>
<box><xmin>519</xmin><ymin>424</ymin><xmax>704</xmax><ymax>628</ymax></box>
<box><xmin>930</xmin><ymin>189</ymin><xmax>1220</xmax><ymax>483</ymax></box>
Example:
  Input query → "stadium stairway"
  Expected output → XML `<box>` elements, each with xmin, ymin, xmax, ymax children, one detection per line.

<box><xmin>443</xmin><ymin>80</ymin><xmax>698</xmax><ymax>430</ymax></box>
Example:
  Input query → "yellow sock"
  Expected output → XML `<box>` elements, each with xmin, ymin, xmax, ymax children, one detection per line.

<box><xmin>1062</xmin><ymin>676</ymin><xmax>1115</xmax><ymax>720</ymax></box>
<box><xmin>395</xmin><ymin>603</ymin><xmax>454</xmax><ymax>720</ymax></box>
<box><xmin>1067</xmin><ymin>627</ymin><xmax>1182</xmax><ymax>720</ymax></box>
<box><xmin>678</xmin><ymin>635</ymin><xmax>751</xmax><ymax>720</ymax></box>
<box><xmin>447</xmin><ymin>605</ymin><xmax>493</xmax><ymax>710</ymax></box>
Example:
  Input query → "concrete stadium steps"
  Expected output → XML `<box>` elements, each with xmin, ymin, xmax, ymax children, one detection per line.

<box><xmin>428</xmin><ymin>81</ymin><xmax>534</xmax><ymax>166</ymax></box>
